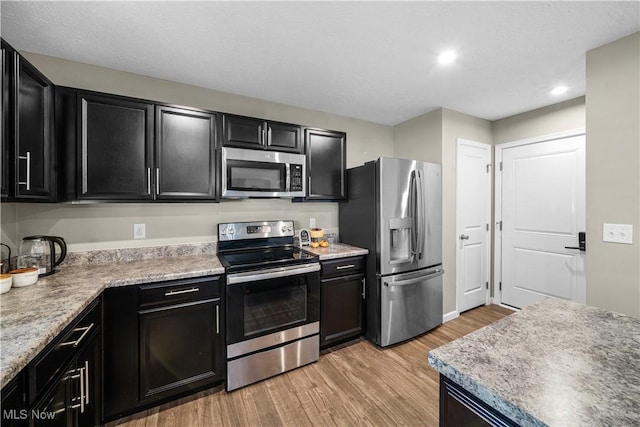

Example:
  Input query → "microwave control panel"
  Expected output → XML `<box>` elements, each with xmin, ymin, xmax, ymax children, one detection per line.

<box><xmin>291</xmin><ymin>164</ymin><xmax>303</xmax><ymax>191</ymax></box>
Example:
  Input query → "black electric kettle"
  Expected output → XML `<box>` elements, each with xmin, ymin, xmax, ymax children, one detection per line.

<box><xmin>18</xmin><ymin>236</ymin><xmax>67</xmax><ymax>276</ymax></box>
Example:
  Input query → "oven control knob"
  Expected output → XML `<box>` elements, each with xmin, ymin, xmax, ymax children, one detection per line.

<box><xmin>287</xmin><ymin>225</ymin><xmax>293</xmax><ymax>232</ymax></box>
<box><xmin>281</xmin><ymin>226</ymin><xmax>287</xmax><ymax>233</ymax></box>
<box><xmin>221</xmin><ymin>229</ymin><xmax>226</xmax><ymax>235</ymax></box>
<box><xmin>228</xmin><ymin>228</ymin><xmax>235</xmax><ymax>235</ymax></box>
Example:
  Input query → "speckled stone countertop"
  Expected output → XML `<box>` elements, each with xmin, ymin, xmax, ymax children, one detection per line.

<box><xmin>302</xmin><ymin>242</ymin><xmax>368</xmax><ymax>260</ymax></box>
<box><xmin>0</xmin><ymin>241</ymin><xmax>368</xmax><ymax>388</ymax></box>
<box><xmin>428</xmin><ymin>298</ymin><xmax>640</xmax><ymax>427</ymax></box>
<box><xmin>0</xmin><ymin>244</ymin><xmax>224</xmax><ymax>388</ymax></box>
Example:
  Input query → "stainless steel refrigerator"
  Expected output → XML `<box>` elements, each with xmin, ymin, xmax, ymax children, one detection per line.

<box><xmin>339</xmin><ymin>157</ymin><xmax>443</xmax><ymax>347</ymax></box>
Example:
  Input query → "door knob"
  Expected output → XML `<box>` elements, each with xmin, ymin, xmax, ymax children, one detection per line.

<box><xmin>460</xmin><ymin>234</ymin><xmax>470</xmax><ymax>240</ymax></box>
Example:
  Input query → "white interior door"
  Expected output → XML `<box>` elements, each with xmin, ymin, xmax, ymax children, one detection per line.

<box><xmin>499</xmin><ymin>133</ymin><xmax>585</xmax><ymax>309</ymax></box>
<box><xmin>456</xmin><ymin>138</ymin><xmax>491</xmax><ymax>312</ymax></box>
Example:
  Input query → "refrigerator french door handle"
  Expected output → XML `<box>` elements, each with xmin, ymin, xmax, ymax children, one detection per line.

<box><xmin>383</xmin><ymin>269</ymin><xmax>444</xmax><ymax>287</ymax></box>
<box><xmin>410</xmin><ymin>170</ymin><xmax>418</xmax><ymax>256</ymax></box>
<box><xmin>416</xmin><ymin>169</ymin><xmax>425</xmax><ymax>260</ymax></box>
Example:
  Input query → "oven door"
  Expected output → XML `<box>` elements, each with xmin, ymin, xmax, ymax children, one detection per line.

<box><xmin>226</xmin><ymin>263</ymin><xmax>320</xmax><ymax>347</ymax></box>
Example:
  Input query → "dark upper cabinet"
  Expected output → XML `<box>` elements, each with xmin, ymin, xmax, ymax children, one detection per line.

<box><xmin>56</xmin><ymin>88</ymin><xmax>219</xmax><ymax>202</ymax></box>
<box><xmin>1</xmin><ymin>41</ymin><xmax>12</xmax><ymax>199</ymax></box>
<box><xmin>3</xmin><ymin>37</ymin><xmax>57</xmax><ymax>202</ymax></box>
<box><xmin>155</xmin><ymin>105</ymin><xmax>217</xmax><ymax>200</ymax></box>
<box><xmin>222</xmin><ymin>114</ymin><xmax>302</xmax><ymax>153</ymax></box>
<box><xmin>304</xmin><ymin>128</ymin><xmax>346</xmax><ymax>200</ymax></box>
<box><xmin>77</xmin><ymin>91</ymin><xmax>154</xmax><ymax>200</ymax></box>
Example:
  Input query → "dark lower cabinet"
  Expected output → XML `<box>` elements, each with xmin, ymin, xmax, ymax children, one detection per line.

<box><xmin>1</xmin><ymin>298</ymin><xmax>101</xmax><ymax>427</ymax></box>
<box><xmin>103</xmin><ymin>276</ymin><xmax>224</xmax><ymax>422</ymax></box>
<box><xmin>320</xmin><ymin>256</ymin><xmax>365</xmax><ymax>348</ymax></box>
<box><xmin>304</xmin><ymin>128</ymin><xmax>346</xmax><ymax>200</ymax></box>
<box><xmin>31</xmin><ymin>328</ymin><xmax>100</xmax><ymax>427</ymax></box>
<box><xmin>439</xmin><ymin>375</ymin><xmax>517</xmax><ymax>427</ymax></box>
<box><xmin>139</xmin><ymin>297</ymin><xmax>221</xmax><ymax>403</ymax></box>
<box><xmin>1</xmin><ymin>373</ymin><xmax>27</xmax><ymax>427</ymax></box>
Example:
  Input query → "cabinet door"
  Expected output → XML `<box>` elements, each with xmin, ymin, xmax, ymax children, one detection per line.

<box><xmin>320</xmin><ymin>274</ymin><xmax>363</xmax><ymax>348</ymax></box>
<box><xmin>31</xmin><ymin>369</ymin><xmax>70</xmax><ymax>427</ymax></box>
<box><xmin>73</xmin><ymin>331</ymin><xmax>101</xmax><ymax>427</ymax></box>
<box><xmin>266</xmin><ymin>121</ymin><xmax>302</xmax><ymax>153</ymax></box>
<box><xmin>155</xmin><ymin>106</ymin><xmax>217</xmax><ymax>200</ymax></box>
<box><xmin>14</xmin><ymin>54</ymin><xmax>54</xmax><ymax>200</ymax></box>
<box><xmin>222</xmin><ymin>114</ymin><xmax>264</xmax><ymax>149</ymax></box>
<box><xmin>78</xmin><ymin>92</ymin><xmax>153</xmax><ymax>200</ymax></box>
<box><xmin>1</xmin><ymin>42</ymin><xmax>11</xmax><ymax>198</ymax></box>
<box><xmin>305</xmin><ymin>128</ymin><xmax>346</xmax><ymax>200</ymax></box>
<box><xmin>1</xmin><ymin>373</ymin><xmax>28</xmax><ymax>427</ymax></box>
<box><xmin>139</xmin><ymin>298</ymin><xmax>222</xmax><ymax>404</ymax></box>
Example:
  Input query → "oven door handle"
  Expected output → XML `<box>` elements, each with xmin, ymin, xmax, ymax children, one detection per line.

<box><xmin>227</xmin><ymin>263</ymin><xmax>320</xmax><ymax>285</ymax></box>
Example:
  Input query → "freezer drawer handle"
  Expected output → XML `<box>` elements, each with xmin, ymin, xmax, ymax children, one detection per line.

<box><xmin>384</xmin><ymin>269</ymin><xmax>444</xmax><ymax>287</ymax></box>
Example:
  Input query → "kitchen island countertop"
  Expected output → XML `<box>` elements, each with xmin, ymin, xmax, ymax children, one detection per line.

<box><xmin>428</xmin><ymin>298</ymin><xmax>640</xmax><ymax>427</ymax></box>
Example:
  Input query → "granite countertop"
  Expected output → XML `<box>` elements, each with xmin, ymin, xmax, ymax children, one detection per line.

<box><xmin>302</xmin><ymin>242</ymin><xmax>368</xmax><ymax>260</ymax></box>
<box><xmin>428</xmin><ymin>298</ymin><xmax>640</xmax><ymax>427</ymax></box>
<box><xmin>0</xmin><ymin>241</ymin><xmax>368</xmax><ymax>388</ymax></box>
<box><xmin>0</xmin><ymin>249</ymin><xmax>224</xmax><ymax>388</ymax></box>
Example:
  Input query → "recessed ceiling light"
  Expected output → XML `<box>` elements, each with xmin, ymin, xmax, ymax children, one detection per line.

<box><xmin>551</xmin><ymin>86</ymin><xmax>568</xmax><ymax>95</ymax></box>
<box><xmin>438</xmin><ymin>50</ymin><xmax>456</xmax><ymax>65</ymax></box>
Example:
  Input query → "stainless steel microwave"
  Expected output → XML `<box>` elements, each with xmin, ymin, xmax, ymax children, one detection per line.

<box><xmin>221</xmin><ymin>147</ymin><xmax>306</xmax><ymax>198</ymax></box>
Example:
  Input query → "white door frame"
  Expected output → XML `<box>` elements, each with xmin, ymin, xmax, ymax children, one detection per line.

<box><xmin>493</xmin><ymin>128</ymin><xmax>585</xmax><ymax>305</ymax></box>
<box><xmin>456</xmin><ymin>138</ymin><xmax>491</xmax><ymax>312</ymax></box>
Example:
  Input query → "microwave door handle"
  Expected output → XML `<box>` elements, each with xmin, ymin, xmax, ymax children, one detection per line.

<box><xmin>286</xmin><ymin>163</ymin><xmax>291</xmax><ymax>192</ymax></box>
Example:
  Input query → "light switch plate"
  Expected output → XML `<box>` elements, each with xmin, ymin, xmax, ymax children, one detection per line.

<box><xmin>310</xmin><ymin>217</ymin><xmax>317</xmax><ymax>228</ymax></box>
<box><xmin>134</xmin><ymin>223</ymin><xmax>146</xmax><ymax>239</ymax></box>
<box><xmin>602</xmin><ymin>223</ymin><xmax>633</xmax><ymax>244</ymax></box>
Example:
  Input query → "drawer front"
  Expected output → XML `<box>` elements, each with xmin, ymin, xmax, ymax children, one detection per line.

<box><xmin>29</xmin><ymin>298</ymin><xmax>101</xmax><ymax>403</ymax></box>
<box><xmin>139</xmin><ymin>276</ymin><xmax>221</xmax><ymax>308</ymax></box>
<box><xmin>321</xmin><ymin>256</ymin><xmax>365</xmax><ymax>279</ymax></box>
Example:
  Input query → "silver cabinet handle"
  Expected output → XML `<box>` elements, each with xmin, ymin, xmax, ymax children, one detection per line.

<box><xmin>69</xmin><ymin>367</ymin><xmax>84</xmax><ymax>411</ymax></box>
<box><xmin>164</xmin><ymin>287</ymin><xmax>199</xmax><ymax>296</ymax></box>
<box><xmin>84</xmin><ymin>360</ymin><xmax>90</xmax><ymax>405</ymax></box>
<box><xmin>361</xmin><ymin>278</ymin><xmax>366</xmax><ymax>299</ymax></box>
<box><xmin>147</xmin><ymin>167</ymin><xmax>151</xmax><ymax>195</ymax></box>
<box><xmin>215</xmin><ymin>304</ymin><xmax>220</xmax><ymax>334</ymax></box>
<box><xmin>336</xmin><ymin>264</ymin><xmax>355</xmax><ymax>270</ymax></box>
<box><xmin>156</xmin><ymin>167</ymin><xmax>160</xmax><ymax>195</ymax></box>
<box><xmin>59</xmin><ymin>323</ymin><xmax>94</xmax><ymax>348</ymax></box>
<box><xmin>460</xmin><ymin>234</ymin><xmax>470</xmax><ymax>240</ymax></box>
<box><xmin>17</xmin><ymin>151</ymin><xmax>31</xmax><ymax>190</ymax></box>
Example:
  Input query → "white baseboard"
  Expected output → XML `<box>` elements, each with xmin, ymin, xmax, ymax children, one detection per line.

<box><xmin>443</xmin><ymin>310</ymin><xmax>460</xmax><ymax>323</ymax></box>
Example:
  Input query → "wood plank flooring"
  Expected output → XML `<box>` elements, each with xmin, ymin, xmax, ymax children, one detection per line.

<box><xmin>106</xmin><ymin>304</ymin><xmax>514</xmax><ymax>427</ymax></box>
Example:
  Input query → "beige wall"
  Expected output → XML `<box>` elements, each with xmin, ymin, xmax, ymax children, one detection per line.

<box><xmin>392</xmin><ymin>108</ymin><xmax>492</xmax><ymax>314</ymax></box>
<box><xmin>392</xmin><ymin>109</ymin><xmax>442</xmax><ymax>162</ymax></box>
<box><xmin>492</xmin><ymin>96</ymin><xmax>586</xmax><ymax>144</ymax></box>
<box><xmin>1</xmin><ymin>52</ymin><xmax>394</xmax><ymax>252</ymax></box>
<box><xmin>441</xmin><ymin>109</ymin><xmax>492</xmax><ymax>313</ymax></box>
<box><xmin>585</xmin><ymin>32</ymin><xmax>640</xmax><ymax>317</ymax></box>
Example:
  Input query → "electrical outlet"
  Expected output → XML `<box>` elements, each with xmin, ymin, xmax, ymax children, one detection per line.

<box><xmin>133</xmin><ymin>223</ymin><xmax>146</xmax><ymax>239</ymax></box>
<box><xmin>602</xmin><ymin>223</ymin><xmax>633</xmax><ymax>244</ymax></box>
<box><xmin>310</xmin><ymin>218</ymin><xmax>317</xmax><ymax>228</ymax></box>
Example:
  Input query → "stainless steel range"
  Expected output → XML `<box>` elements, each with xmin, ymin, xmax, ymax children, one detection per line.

<box><xmin>217</xmin><ymin>220</ymin><xmax>320</xmax><ymax>391</ymax></box>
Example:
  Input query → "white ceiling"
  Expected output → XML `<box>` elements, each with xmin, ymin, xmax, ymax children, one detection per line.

<box><xmin>1</xmin><ymin>1</ymin><xmax>639</xmax><ymax>126</ymax></box>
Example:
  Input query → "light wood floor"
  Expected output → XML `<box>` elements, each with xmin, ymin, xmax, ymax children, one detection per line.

<box><xmin>107</xmin><ymin>304</ymin><xmax>514</xmax><ymax>427</ymax></box>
